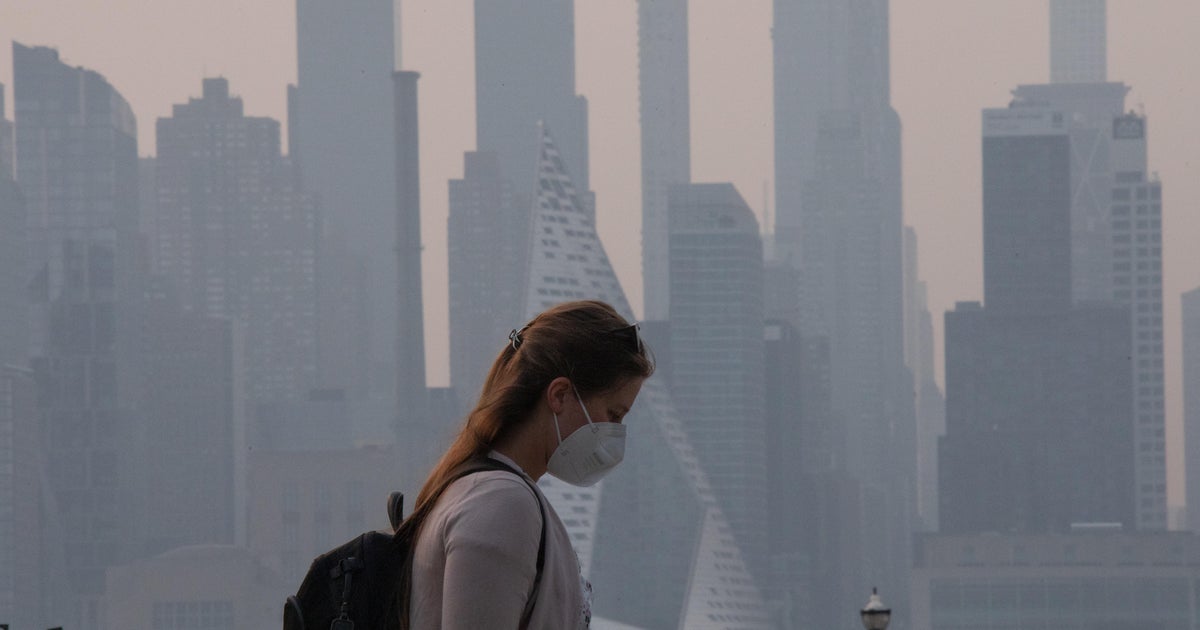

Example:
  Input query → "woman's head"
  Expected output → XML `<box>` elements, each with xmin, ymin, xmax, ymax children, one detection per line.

<box><xmin>415</xmin><ymin>300</ymin><xmax>654</xmax><ymax>507</ymax></box>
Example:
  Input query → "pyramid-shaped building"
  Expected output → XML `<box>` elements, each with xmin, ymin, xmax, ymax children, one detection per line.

<box><xmin>524</xmin><ymin>124</ymin><xmax>771</xmax><ymax>629</ymax></box>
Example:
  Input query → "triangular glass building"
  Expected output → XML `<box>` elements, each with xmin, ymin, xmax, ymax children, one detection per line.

<box><xmin>524</xmin><ymin>124</ymin><xmax>771</xmax><ymax>629</ymax></box>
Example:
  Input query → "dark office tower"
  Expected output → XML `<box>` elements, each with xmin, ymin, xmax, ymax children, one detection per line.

<box><xmin>939</xmin><ymin>105</ymin><xmax>1135</xmax><ymax>534</ymax></box>
<box><xmin>138</xmin><ymin>278</ymin><xmax>236</xmax><ymax>554</ymax></box>
<box><xmin>1007</xmin><ymin>0</ymin><xmax>1168</xmax><ymax>528</ymax></box>
<box><xmin>13</xmin><ymin>42</ymin><xmax>141</xmax><ymax>626</ymax></box>
<box><xmin>447</xmin><ymin>151</ymin><xmax>526</xmax><ymax>413</ymax></box>
<box><xmin>1051</xmin><ymin>0</ymin><xmax>1106</xmax><ymax>83</ymax></box>
<box><xmin>982</xmin><ymin>111</ymin><xmax>1072</xmax><ymax>313</ymax></box>
<box><xmin>155</xmin><ymin>78</ymin><xmax>317</xmax><ymax>405</ymax></box>
<box><xmin>638</xmin><ymin>0</ymin><xmax>691</xmax><ymax>321</ymax></box>
<box><xmin>392</xmin><ymin>71</ymin><xmax>430</xmax><ymax>470</ymax></box>
<box><xmin>1186</xmin><ymin>287</ymin><xmax>1200</xmax><ymax>532</ymax></box>
<box><xmin>474</xmin><ymin>0</ymin><xmax>591</xmax><ymax>210</ymax></box>
<box><xmin>667</xmin><ymin>183</ymin><xmax>767</xmax><ymax>586</ymax></box>
<box><xmin>296</xmin><ymin>0</ymin><xmax>398</xmax><ymax>406</ymax></box>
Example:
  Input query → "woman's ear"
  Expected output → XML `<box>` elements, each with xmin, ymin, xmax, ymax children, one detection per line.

<box><xmin>545</xmin><ymin>376</ymin><xmax>572</xmax><ymax>415</ymax></box>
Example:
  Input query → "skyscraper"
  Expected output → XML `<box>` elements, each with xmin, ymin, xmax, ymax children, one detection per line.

<box><xmin>1013</xmin><ymin>0</ymin><xmax>1169</xmax><ymax>529</ymax></box>
<box><xmin>772</xmin><ymin>1</ymin><xmax>912</xmax><ymax>620</ymax></box>
<box><xmin>447</xmin><ymin>151</ymin><xmax>527</xmax><ymax>412</ymax></box>
<box><xmin>523</xmin><ymin>125</ymin><xmax>771</xmax><ymax>628</ymax></box>
<box><xmin>474</xmin><ymin>0</ymin><xmax>591</xmax><ymax>208</ymax></box>
<box><xmin>638</xmin><ymin>0</ymin><xmax>691</xmax><ymax>320</ymax></box>
<box><xmin>939</xmin><ymin>105</ymin><xmax>1135</xmax><ymax>534</ymax></box>
<box><xmin>392</xmin><ymin>70</ymin><xmax>432</xmax><ymax>468</ymax></box>
<box><xmin>0</xmin><ymin>83</ymin><xmax>25</xmax><ymax>371</ymax></box>
<box><xmin>1050</xmin><ymin>0</ymin><xmax>1107</xmax><ymax>83</ymax></box>
<box><xmin>904</xmin><ymin>228</ymin><xmax>945</xmax><ymax>532</ymax></box>
<box><xmin>667</xmin><ymin>183</ymin><xmax>767</xmax><ymax>585</ymax></box>
<box><xmin>155</xmin><ymin>77</ymin><xmax>318</xmax><ymax>405</ymax></box>
<box><xmin>295</xmin><ymin>0</ymin><xmax>398</xmax><ymax>405</ymax></box>
<box><xmin>14</xmin><ymin>42</ymin><xmax>141</xmax><ymax>626</ymax></box>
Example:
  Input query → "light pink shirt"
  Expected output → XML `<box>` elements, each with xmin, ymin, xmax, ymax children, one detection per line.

<box><xmin>409</xmin><ymin>454</ymin><xmax>589</xmax><ymax>629</ymax></box>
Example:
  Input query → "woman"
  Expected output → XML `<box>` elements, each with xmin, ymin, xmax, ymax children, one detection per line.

<box><xmin>406</xmin><ymin>300</ymin><xmax>654</xmax><ymax>629</ymax></box>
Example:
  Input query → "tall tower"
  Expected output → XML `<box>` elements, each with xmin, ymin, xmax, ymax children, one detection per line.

<box><xmin>638</xmin><ymin>0</ymin><xmax>691</xmax><ymax>321</ymax></box>
<box><xmin>155</xmin><ymin>77</ymin><xmax>318</xmax><ymax>405</ymax></box>
<box><xmin>772</xmin><ymin>1</ymin><xmax>912</xmax><ymax>621</ymax></box>
<box><xmin>940</xmin><ymin>104</ymin><xmax>1134</xmax><ymax>534</ymax></box>
<box><xmin>14</xmin><ymin>42</ymin><xmax>141</xmax><ymax>627</ymax></box>
<box><xmin>296</xmin><ymin>0</ymin><xmax>398</xmax><ymax>406</ymax></box>
<box><xmin>474</xmin><ymin>0</ymin><xmax>591</xmax><ymax>207</ymax></box>
<box><xmin>667</xmin><ymin>183</ymin><xmax>767</xmax><ymax>585</ymax></box>
<box><xmin>1022</xmin><ymin>0</ymin><xmax>1168</xmax><ymax>530</ymax></box>
<box><xmin>391</xmin><ymin>70</ymin><xmax>431</xmax><ymax>467</ymax></box>
<box><xmin>1050</xmin><ymin>0</ymin><xmax>1107</xmax><ymax>83</ymax></box>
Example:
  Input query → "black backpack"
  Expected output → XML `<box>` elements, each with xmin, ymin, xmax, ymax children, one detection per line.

<box><xmin>283</xmin><ymin>458</ymin><xmax>546</xmax><ymax>630</ymax></box>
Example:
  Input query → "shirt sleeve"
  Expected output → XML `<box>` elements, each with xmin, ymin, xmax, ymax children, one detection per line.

<box><xmin>439</xmin><ymin>475</ymin><xmax>542</xmax><ymax>630</ymax></box>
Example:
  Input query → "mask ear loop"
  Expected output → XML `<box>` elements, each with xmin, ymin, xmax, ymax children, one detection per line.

<box><xmin>551</xmin><ymin>411</ymin><xmax>564</xmax><ymax>444</ymax></box>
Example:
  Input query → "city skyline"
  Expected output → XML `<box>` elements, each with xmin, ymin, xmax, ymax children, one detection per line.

<box><xmin>2</xmin><ymin>6</ymin><xmax>1196</xmax><ymax>491</ymax></box>
<box><xmin>2</xmin><ymin>2</ymin><xmax>1200</xmax><ymax>627</ymax></box>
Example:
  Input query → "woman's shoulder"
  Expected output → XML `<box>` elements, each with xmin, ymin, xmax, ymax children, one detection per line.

<box><xmin>441</xmin><ymin>469</ymin><xmax>542</xmax><ymax>521</ymax></box>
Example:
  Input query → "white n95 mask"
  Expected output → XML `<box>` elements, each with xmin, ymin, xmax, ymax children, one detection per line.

<box><xmin>546</xmin><ymin>387</ymin><xmax>626</xmax><ymax>487</ymax></box>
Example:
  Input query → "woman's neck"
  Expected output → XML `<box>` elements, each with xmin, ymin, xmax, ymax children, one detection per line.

<box><xmin>491</xmin><ymin>412</ymin><xmax>550</xmax><ymax>481</ymax></box>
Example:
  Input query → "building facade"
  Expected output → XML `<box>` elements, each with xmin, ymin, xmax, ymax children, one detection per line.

<box><xmin>911</xmin><ymin>531</ymin><xmax>1200</xmax><ymax>629</ymax></box>
<box><xmin>667</xmin><ymin>183</ymin><xmax>767</xmax><ymax>585</ymax></box>
<box><xmin>474</xmin><ymin>0</ymin><xmax>591</xmax><ymax>207</ymax></box>
<box><xmin>447</xmin><ymin>151</ymin><xmax>528</xmax><ymax>412</ymax></box>
<box><xmin>14</xmin><ymin>43</ymin><xmax>141</xmax><ymax>626</ymax></box>
<box><xmin>637</xmin><ymin>0</ymin><xmax>691</xmax><ymax>321</ymax></box>
<box><xmin>154</xmin><ymin>77</ymin><xmax>317</xmax><ymax>405</ymax></box>
<box><xmin>295</xmin><ymin>0</ymin><xmax>398</xmax><ymax>405</ymax></box>
<box><xmin>940</xmin><ymin>105</ymin><xmax>1135</xmax><ymax>535</ymax></box>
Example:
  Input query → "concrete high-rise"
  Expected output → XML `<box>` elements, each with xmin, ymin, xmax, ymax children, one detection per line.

<box><xmin>447</xmin><ymin>151</ymin><xmax>527</xmax><ymax>413</ymax></box>
<box><xmin>392</xmin><ymin>70</ymin><xmax>432</xmax><ymax>470</ymax></box>
<box><xmin>0</xmin><ymin>83</ymin><xmax>25</xmax><ymax>371</ymax></box>
<box><xmin>523</xmin><ymin>125</ymin><xmax>771</xmax><ymax>628</ymax></box>
<box><xmin>13</xmin><ymin>42</ymin><xmax>141</xmax><ymax>627</ymax></box>
<box><xmin>295</xmin><ymin>0</ymin><xmax>398</xmax><ymax>406</ymax></box>
<box><xmin>939</xmin><ymin>105</ymin><xmax>1135</xmax><ymax>534</ymax></box>
<box><xmin>138</xmin><ymin>279</ymin><xmax>238</xmax><ymax>554</ymax></box>
<box><xmin>474</xmin><ymin>0</ymin><xmax>591</xmax><ymax>209</ymax></box>
<box><xmin>0</xmin><ymin>366</ymin><xmax>41</xmax><ymax>628</ymax></box>
<box><xmin>772</xmin><ymin>1</ymin><xmax>912</xmax><ymax>622</ymax></box>
<box><xmin>1051</xmin><ymin>0</ymin><xmax>1107</xmax><ymax>83</ymax></box>
<box><xmin>638</xmin><ymin>0</ymin><xmax>691</xmax><ymax>320</ymax></box>
<box><xmin>667</xmin><ymin>183</ymin><xmax>767</xmax><ymax>586</ymax></box>
<box><xmin>1008</xmin><ymin>0</ymin><xmax>1169</xmax><ymax>529</ymax></box>
<box><xmin>155</xmin><ymin>78</ymin><xmax>318</xmax><ymax>405</ymax></box>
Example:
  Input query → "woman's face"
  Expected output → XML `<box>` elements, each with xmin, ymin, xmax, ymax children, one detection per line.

<box><xmin>557</xmin><ymin>376</ymin><xmax>645</xmax><ymax>439</ymax></box>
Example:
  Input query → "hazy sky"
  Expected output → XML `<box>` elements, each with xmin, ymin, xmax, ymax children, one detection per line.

<box><xmin>2</xmin><ymin>0</ymin><xmax>1197</xmax><ymax>506</ymax></box>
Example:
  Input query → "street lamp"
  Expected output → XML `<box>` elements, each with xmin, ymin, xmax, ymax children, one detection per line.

<box><xmin>860</xmin><ymin>587</ymin><xmax>891</xmax><ymax>630</ymax></box>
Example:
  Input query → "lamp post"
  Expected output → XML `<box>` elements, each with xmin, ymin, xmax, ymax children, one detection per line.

<box><xmin>860</xmin><ymin>587</ymin><xmax>891</xmax><ymax>630</ymax></box>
